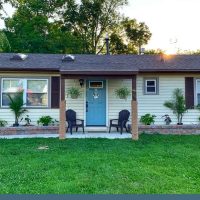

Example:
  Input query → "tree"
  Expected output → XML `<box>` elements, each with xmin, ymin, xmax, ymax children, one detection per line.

<box><xmin>122</xmin><ymin>18</ymin><xmax>152</xmax><ymax>54</ymax></box>
<box><xmin>177</xmin><ymin>49</ymin><xmax>200</xmax><ymax>55</ymax></box>
<box><xmin>0</xmin><ymin>31</ymin><xmax>11</xmax><ymax>52</ymax></box>
<box><xmin>144</xmin><ymin>49</ymin><xmax>164</xmax><ymax>55</ymax></box>
<box><xmin>4</xmin><ymin>0</ymin><xmax>83</xmax><ymax>53</ymax></box>
<box><xmin>5</xmin><ymin>6</ymin><xmax>51</xmax><ymax>53</ymax></box>
<box><xmin>109</xmin><ymin>32</ymin><xmax>128</xmax><ymax>54</ymax></box>
<box><xmin>108</xmin><ymin>17</ymin><xmax>151</xmax><ymax>54</ymax></box>
<box><xmin>62</xmin><ymin>0</ymin><xmax>128</xmax><ymax>54</ymax></box>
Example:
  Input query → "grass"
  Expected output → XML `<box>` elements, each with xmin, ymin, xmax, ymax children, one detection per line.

<box><xmin>0</xmin><ymin>134</ymin><xmax>200</xmax><ymax>194</ymax></box>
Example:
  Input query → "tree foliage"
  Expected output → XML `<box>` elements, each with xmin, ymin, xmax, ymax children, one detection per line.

<box><xmin>123</xmin><ymin>18</ymin><xmax>152</xmax><ymax>52</ymax></box>
<box><xmin>1</xmin><ymin>0</ymin><xmax>152</xmax><ymax>54</ymax></box>
<box><xmin>109</xmin><ymin>18</ymin><xmax>152</xmax><ymax>54</ymax></box>
<box><xmin>0</xmin><ymin>31</ymin><xmax>11</xmax><ymax>52</ymax></box>
<box><xmin>4</xmin><ymin>0</ymin><xmax>83</xmax><ymax>53</ymax></box>
<box><xmin>62</xmin><ymin>0</ymin><xmax>128</xmax><ymax>54</ymax></box>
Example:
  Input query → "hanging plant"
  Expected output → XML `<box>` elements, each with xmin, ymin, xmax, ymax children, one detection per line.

<box><xmin>115</xmin><ymin>87</ymin><xmax>131</xmax><ymax>100</ymax></box>
<box><xmin>67</xmin><ymin>87</ymin><xmax>81</xmax><ymax>99</ymax></box>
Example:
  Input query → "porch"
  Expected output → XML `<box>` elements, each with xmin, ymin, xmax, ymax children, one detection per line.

<box><xmin>59</xmin><ymin>73</ymin><xmax>138</xmax><ymax>140</ymax></box>
<box><xmin>0</xmin><ymin>132</ymin><xmax>132</xmax><ymax>139</ymax></box>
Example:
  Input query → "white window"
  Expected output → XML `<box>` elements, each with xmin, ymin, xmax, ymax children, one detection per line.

<box><xmin>1</xmin><ymin>78</ymin><xmax>48</xmax><ymax>107</ymax></box>
<box><xmin>144</xmin><ymin>78</ymin><xmax>158</xmax><ymax>94</ymax></box>
<box><xmin>196</xmin><ymin>79</ymin><xmax>200</xmax><ymax>105</ymax></box>
<box><xmin>89</xmin><ymin>81</ymin><xmax>103</xmax><ymax>88</ymax></box>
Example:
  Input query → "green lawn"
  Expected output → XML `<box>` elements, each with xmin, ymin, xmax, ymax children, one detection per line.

<box><xmin>0</xmin><ymin>134</ymin><xmax>200</xmax><ymax>194</ymax></box>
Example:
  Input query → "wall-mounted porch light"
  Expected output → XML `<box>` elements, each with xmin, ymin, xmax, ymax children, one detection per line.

<box><xmin>79</xmin><ymin>79</ymin><xmax>84</xmax><ymax>87</ymax></box>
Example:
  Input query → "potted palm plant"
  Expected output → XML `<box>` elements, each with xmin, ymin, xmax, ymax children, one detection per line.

<box><xmin>7</xmin><ymin>90</ymin><xmax>27</xmax><ymax>127</ymax></box>
<box><xmin>164</xmin><ymin>88</ymin><xmax>187</xmax><ymax>125</ymax></box>
<box><xmin>115</xmin><ymin>87</ymin><xmax>131</xmax><ymax>100</ymax></box>
<box><xmin>67</xmin><ymin>87</ymin><xmax>81</xmax><ymax>99</ymax></box>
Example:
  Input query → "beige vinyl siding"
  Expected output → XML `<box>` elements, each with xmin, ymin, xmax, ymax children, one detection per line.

<box><xmin>65</xmin><ymin>76</ymin><xmax>200</xmax><ymax>127</ymax></box>
<box><xmin>108</xmin><ymin>79</ymin><xmax>132</xmax><ymax>122</ymax></box>
<box><xmin>138</xmin><ymin>74</ymin><xmax>200</xmax><ymax>125</ymax></box>
<box><xmin>65</xmin><ymin>79</ymin><xmax>84</xmax><ymax>120</ymax></box>
<box><xmin>108</xmin><ymin>75</ymin><xmax>200</xmax><ymax>125</ymax></box>
<box><xmin>0</xmin><ymin>109</ymin><xmax>59</xmax><ymax>126</ymax></box>
<box><xmin>0</xmin><ymin>73</ymin><xmax>60</xmax><ymax>126</ymax></box>
<box><xmin>2</xmin><ymin>74</ymin><xmax>199</xmax><ymax>127</ymax></box>
<box><xmin>65</xmin><ymin>79</ymin><xmax>132</xmax><ymax>126</ymax></box>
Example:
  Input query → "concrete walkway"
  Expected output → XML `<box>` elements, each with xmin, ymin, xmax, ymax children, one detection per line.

<box><xmin>0</xmin><ymin>132</ymin><xmax>132</xmax><ymax>139</ymax></box>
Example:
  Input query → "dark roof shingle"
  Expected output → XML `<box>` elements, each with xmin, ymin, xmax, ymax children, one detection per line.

<box><xmin>0</xmin><ymin>53</ymin><xmax>200</xmax><ymax>73</ymax></box>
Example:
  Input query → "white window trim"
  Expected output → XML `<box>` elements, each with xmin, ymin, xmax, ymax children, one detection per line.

<box><xmin>195</xmin><ymin>79</ymin><xmax>200</xmax><ymax>105</ymax></box>
<box><xmin>1</xmin><ymin>78</ymin><xmax>49</xmax><ymax>108</ymax></box>
<box><xmin>145</xmin><ymin>79</ymin><xmax>157</xmax><ymax>94</ymax></box>
<box><xmin>89</xmin><ymin>81</ymin><xmax>103</xmax><ymax>89</ymax></box>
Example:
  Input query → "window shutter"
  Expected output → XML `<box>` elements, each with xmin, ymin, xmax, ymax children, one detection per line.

<box><xmin>51</xmin><ymin>77</ymin><xmax>60</xmax><ymax>108</ymax></box>
<box><xmin>185</xmin><ymin>77</ymin><xmax>194</xmax><ymax>109</ymax></box>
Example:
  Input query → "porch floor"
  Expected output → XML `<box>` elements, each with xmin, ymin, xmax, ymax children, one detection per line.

<box><xmin>0</xmin><ymin>132</ymin><xmax>132</xmax><ymax>139</ymax></box>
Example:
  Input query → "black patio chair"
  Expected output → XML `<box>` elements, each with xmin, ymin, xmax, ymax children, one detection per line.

<box><xmin>109</xmin><ymin>109</ymin><xmax>130</xmax><ymax>134</ymax></box>
<box><xmin>66</xmin><ymin>109</ymin><xmax>84</xmax><ymax>135</ymax></box>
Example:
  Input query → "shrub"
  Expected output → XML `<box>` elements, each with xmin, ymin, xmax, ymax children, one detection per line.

<box><xmin>140</xmin><ymin>113</ymin><xmax>156</xmax><ymax>125</ymax></box>
<box><xmin>37</xmin><ymin>116</ymin><xmax>53</xmax><ymax>126</ymax></box>
<box><xmin>0</xmin><ymin>119</ymin><xmax>8</xmax><ymax>127</ymax></box>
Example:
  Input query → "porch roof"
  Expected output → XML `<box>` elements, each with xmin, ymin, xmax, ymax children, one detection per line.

<box><xmin>1</xmin><ymin>53</ymin><xmax>200</xmax><ymax>73</ymax></box>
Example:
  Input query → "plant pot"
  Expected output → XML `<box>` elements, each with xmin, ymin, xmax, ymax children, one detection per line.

<box><xmin>71</xmin><ymin>95</ymin><xmax>78</xmax><ymax>99</ymax></box>
<box><xmin>13</xmin><ymin>123</ymin><xmax>19</xmax><ymax>127</ymax></box>
<box><xmin>118</xmin><ymin>95</ymin><xmax>126</xmax><ymax>100</ymax></box>
<box><xmin>177</xmin><ymin>123</ymin><xmax>183</xmax><ymax>125</ymax></box>
<box><xmin>43</xmin><ymin>124</ymin><xmax>49</xmax><ymax>126</ymax></box>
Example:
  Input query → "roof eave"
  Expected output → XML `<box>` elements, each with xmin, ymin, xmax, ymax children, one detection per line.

<box><xmin>139</xmin><ymin>69</ymin><xmax>200</xmax><ymax>73</ymax></box>
<box><xmin>60</xmin><ymin>70</ymin><xmax>138</xmax><ymax>75</ymax></box>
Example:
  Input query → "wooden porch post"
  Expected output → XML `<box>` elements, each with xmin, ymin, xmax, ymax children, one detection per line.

<box><xmin>59</xmin><ymin>76</ymin><xmax>66</xmax><ymax>139</ymax></box>
<box><xmin>131</xmin><ymin>75</ymin><xmax>139</xmax><ymax>140</ymax></box>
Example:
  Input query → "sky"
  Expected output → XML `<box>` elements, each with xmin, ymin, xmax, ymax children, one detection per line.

<box><xmin>1</xmin><ymin>0</ymin><xmax>200</xmax><ymax>52</ymax></box>
<box><xmin>122</xmin><ymin>0</ymin><xmax>200</xmax><ymax>52</ymax></box>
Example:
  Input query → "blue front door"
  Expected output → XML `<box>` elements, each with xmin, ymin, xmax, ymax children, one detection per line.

<box><xmin>86</xmin><ymin>80</ymin><xmax>106</xmax><ymax>126</ymax></box>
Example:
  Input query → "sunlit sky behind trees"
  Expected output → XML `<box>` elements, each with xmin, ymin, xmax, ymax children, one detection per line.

<box><xmin>1</xmin><ymin>0</ymin><xmax>200</xmax><ymax>52</ymax></box>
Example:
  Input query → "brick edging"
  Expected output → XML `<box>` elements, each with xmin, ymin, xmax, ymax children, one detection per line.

<box><xmin>0</xmin><ymin>126</ymin><xmax>59</xmax><ymax>135</ymax></box>
<box><xmin>138</xmin><ymin>124</ymin><xmax>200</xmax><ymax>135</ymax></box>
<box><xmin>1</xmin><ymin>125</ymin><xmax>200</xmax><ymax>135</ymax></box>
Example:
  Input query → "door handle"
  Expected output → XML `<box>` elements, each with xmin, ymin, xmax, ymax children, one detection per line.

<box><xmin>86</xmin><ymin>101</ymin><xmax>88</xmax><ymax>112</ymax></box>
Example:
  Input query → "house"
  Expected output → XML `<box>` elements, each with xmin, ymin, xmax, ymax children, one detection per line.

<box><xmin>0</xmin><ymin>53</ymin><xmax>200</xmax><ymax>139</ymax></box>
